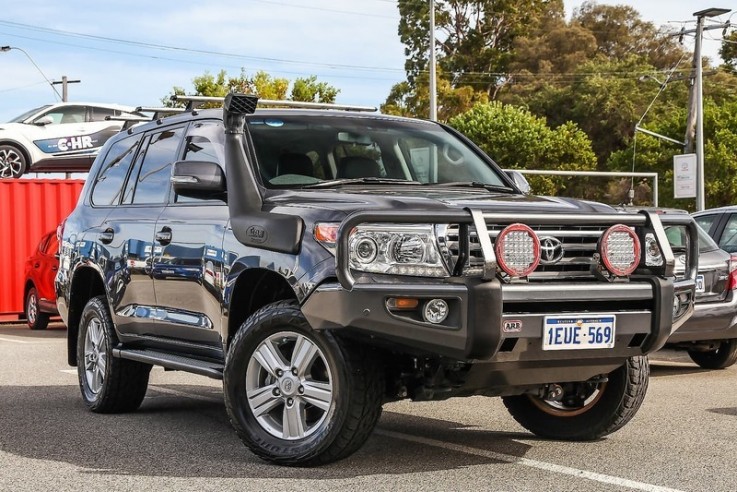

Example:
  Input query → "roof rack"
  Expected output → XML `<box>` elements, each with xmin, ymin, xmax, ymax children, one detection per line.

<box><xmin>169</xmin><ymin>94</ymin><xmax>377</xmax><ymax>113</ymax></box>
<box><xmin>135</xmin><ymin>106</ymin><xmax>187</xmax><ymax>120</ymax></box>
<box><xmin>105</xmin><ymin>114</ymin><xmax>152</xmax><ymax>131</ymax></box>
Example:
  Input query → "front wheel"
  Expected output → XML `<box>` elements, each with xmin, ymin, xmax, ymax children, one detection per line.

<box><xmin>502</xmin><ymin>356</ymin><xmax>649</xmax><ymax>441</ymax></box>
<box><xmin>0</xmin><ymin>144</ymin><xmax>27</xmax><ymax>178</ymax></box>
<box><xmin>224</xmin><ymin>300</ymin><xmax>384</xmax><ymax>466</ymax></box>
<box><xmin>26</xmin><ymin>286</ymin><xmax>49</xmax><ymax>330</ymax></box>
<box><xmin>76</xmin><ymin>296</ymin><xmax>151</xmax><ymax>413</ymax></box>
<box><xmin>688</xmin><ymin>340</ymin><xmax>737</xmax><ymax>369</ymax></box>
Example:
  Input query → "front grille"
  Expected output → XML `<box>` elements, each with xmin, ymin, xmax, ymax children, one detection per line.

<box><xmin>440</xmin><ymin>224</ymin><xmax>607</xmax><ymax>281</ymax></box>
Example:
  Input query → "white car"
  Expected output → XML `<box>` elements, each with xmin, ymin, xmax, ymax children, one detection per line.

<box><xmin>0</xmin><ymin>102</ymin><xmax>143</xmax><ymax>178</ymax></box>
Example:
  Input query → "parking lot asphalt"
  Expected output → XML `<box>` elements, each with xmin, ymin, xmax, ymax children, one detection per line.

<box><xmin>1</xmin><ymin>322</ymin><xmax>735</xmax><ymax>492</ymax></box>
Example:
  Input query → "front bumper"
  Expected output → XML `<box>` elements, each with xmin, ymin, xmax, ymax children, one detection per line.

<box><xmin>302</xmin><ymin>277</ymin><xmax>692</xmax><ymax>363</ymax></box>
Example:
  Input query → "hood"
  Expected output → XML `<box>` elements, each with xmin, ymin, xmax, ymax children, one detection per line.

<box><xmin>264</xmin><ymin>186</ymin><xmax>616</xmax><ymax>221</ymax></box>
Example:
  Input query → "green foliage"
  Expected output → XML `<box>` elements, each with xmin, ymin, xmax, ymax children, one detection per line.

<box><xmin>608</xmin><ymin>99</ymin><xmax>737</xmax><ymax>210</ymax></box>
<box><xmin>164</xmin><ymin>69</ymin><xmax>339</xmax><ymax>107</ymax></box>
<box><xmin>720</xmin><ymin>31</ymin><xmax>737</xmax><ymax>73</ymax></box>
<box><xmin>449</xmin><ymin>102</ymin><xmax>597</xmax><ymax>196</ymax></box>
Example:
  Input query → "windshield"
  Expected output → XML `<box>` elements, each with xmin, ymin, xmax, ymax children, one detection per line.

<box><xmin>246</xmin><ymin>114</ymin><xmax>508</xmax><ymax>188</ymax></box>
<box><xmin>7</xmin><ymin>105</ymin><xmax>51</xmax><ymax>123</ymax></box>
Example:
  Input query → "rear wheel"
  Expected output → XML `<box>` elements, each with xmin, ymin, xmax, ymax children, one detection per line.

<box><xmin>502</xmin><ymin>356</ymin><xmax>649</xmax><ymax>441</ymax></box>
<box><xmin>688</xmin><ymin>340</ymin><xmax>737</xmax><ymax>369</ymax></box>
<box><xmin>76</xmin><ymin>296</ymin><xmax>151</xmax><ymax>413</ymax></box>
<box><xmin>224</xmin><ymin>300</ymin><xmax>384</xmax><ymax>466</ymax></box>
<box><xmin>25</xmin><ymin>286</ymin><xmax>49</xmax><ymax>330</ymax></box>
<box><xmin>0</xmin><ymin>144</ymin><xmax>27</xmax><ymax>178</ymax></box>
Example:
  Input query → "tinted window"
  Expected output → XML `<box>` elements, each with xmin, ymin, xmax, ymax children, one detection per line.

<box><xmin>130</xmin><ymin>127</ymin><xmax>184</xmax><ymax>204</ymax></box>
<box><xmin>41</xmin><ymin>105</ymin><xmax>86</xmax><ymax>125</ymax></box>
<box><xmin>89</xmin><ymin>106</ymin><xmax>116</xmax><ymax>122</ymax></box>
<box><xmin>177</xmin><ymin>121</ymin><xmax>225</xmax><ymax>204</ymax></box>
<box><xmin>694</xmin><ymin>214</ymin><xmax>717</xmax><ymax>235</ymax></box>
<box><xmin>718</xmin><ymin>215</ymin><xmax>737</xmax><ymax>253</ymax></box>
<box><xmin>91</xmin><ymin>135</ymin><xmax>142</xmax><ymax>206</ymax></box>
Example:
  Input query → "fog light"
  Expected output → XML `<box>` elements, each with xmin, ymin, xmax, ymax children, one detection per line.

<box><xmin>423</xmin><ymin>299</ymin><xmax>449</xmax><ymax>324</ymax></box>
<box><xmin>673</xmin><ymin>295</ymin><xmax>680</xmax><ymax>318</ymax></box>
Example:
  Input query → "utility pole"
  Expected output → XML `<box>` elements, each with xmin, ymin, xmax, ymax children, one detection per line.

<box><xmin>680</xmin><ymin>8</ymin><xmax>730</xmax><ymax>211</ymax></box>
<box><xmin>51</xmin><ymin>75</ymin><xmax>81</xmax><ymax>102</ymax></box>
<box><xmin>429</xmin><ymin>0</ymin><xmax>437</xmax><ymax>121</ymax></box>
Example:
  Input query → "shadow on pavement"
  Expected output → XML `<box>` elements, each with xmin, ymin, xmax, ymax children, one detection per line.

<box><xmin>0</xmin><ymin>323</ymin><xmax>67</xmax><ymax>340</ymax></box>
<box><xmin>0</xmin><ymin>384</ymin><xmax>533</xmax><ymax>479</ymax></box>
<box><xmin>648</xmin><ymin>362</ymin><xmax>708</xmax><ymax>378</ymax></box>
<box><xmin>707</xmin><ymin>407</ymin><xmax>737</xmax><ymax>417</ymax></box>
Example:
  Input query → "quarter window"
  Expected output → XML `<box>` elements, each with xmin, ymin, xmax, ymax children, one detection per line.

<box><xmin>694</xmin><ymin>214</ymin><xmax>716</xmax><ymax>235</ymax></box>
<box><xmin>91</xmin><ymin>135</ymin><xmax>142</xmax><ymax>206</ymax></box>
<box><xmin>718</xmin><ymin>215</ymin><xmax>737</xmax><ymax>253</ymax></box>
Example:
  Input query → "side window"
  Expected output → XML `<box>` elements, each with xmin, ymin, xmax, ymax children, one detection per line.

<box><xmin>130</xmin><ymin>127</ymin><xmax>185</xmax><ymax>205</ymax></box>
<box><xmin>41</xmin><ymin>105</ymin><xmax>86</xmax><ymax>125</ymax></box>
<box><xmin>89</xmin><ymin>106</ymin><xmax>116</xmax><ymax>122</ymax></box>
<box><xmin>177</xmin><ymin>121</ymin><xmax>225</xmax><ymax>204</ymax></box>
<box><xmin>718</xmin><ymin>215</ymin><xmax>737</xmax><ymax>253</ymax></box>
<box><xmin>91</xmin><ymin>135</ymin><xmax>142</xmax><ymax>206</ymax></box>
<box><xmin>694</xmin><ymin>214</ymin><xmax>716</xmax><ymax>235</ymax></box>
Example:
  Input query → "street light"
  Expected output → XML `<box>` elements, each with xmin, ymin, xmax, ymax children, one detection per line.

<box><xmin>692</xmin><ymin>7</ymin><xmax>730</xmax><ymax>211</ymax></box>
<box><xmin>0</xmin><ymin>45</ymin><xmax>61</xmax><ymax>100</ymax></box>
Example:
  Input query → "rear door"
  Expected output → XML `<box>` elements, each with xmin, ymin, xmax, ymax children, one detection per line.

<box><xmin>151</xmin><ymin>120</ymin><xmax>228</xmax><ymax>354</ymax></box>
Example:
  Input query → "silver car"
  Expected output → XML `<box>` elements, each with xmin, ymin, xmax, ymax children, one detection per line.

<box><xmin>665</xmin><ymin>224</ymin><xmax>737</xmax><ymax>369</ymax></box>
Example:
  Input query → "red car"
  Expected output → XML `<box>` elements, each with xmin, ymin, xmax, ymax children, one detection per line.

<box><xmin>23</xmin><ymin>230</ymin><xmax>59</xmax><ymax>330</ymax></box>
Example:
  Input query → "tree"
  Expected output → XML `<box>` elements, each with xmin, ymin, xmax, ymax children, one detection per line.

<box><xmin>720</xmin><ymin>30</ymin><xmax>737</xmax><ymax>73</ymax></box>
<box><xmin>394</xmin><ymin>0</ymin><xmax>563</xmax><ymax>99</ymax></box>
<box><xmin>381</xmin><ymin>70</ymin><xmax>488</xmax><ymax>120</ymax></box>
<box><xmin>608</xmin><ymin>98</ymin><xmax>737</xmax><ymax>210</ymax></box>
<box><xmin>449</xmin><ymin>102</ymin><xmax>597</xmax><ymax>197</ymax></box>
<box><xmin>572</xmin><ymin>1</ymin><xmax>685</xmax><ymax>69</ymax></box>
<box><xmin>165</xmin><ymin>69</ymin><xmax>339</xmax><ymax>107</ymax></box>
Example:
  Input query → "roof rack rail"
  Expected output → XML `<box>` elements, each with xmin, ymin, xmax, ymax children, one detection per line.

<box><xmin>105</xmin><ymin>114</ymin><xmax>152</xmax><ymax>131</ymax></box>
<box><xmin>170</xmin><ymin>94</ymin><xmax>377</xmax><ymax>113</ymax></box>
<box><xmin>135</xmin><ymin>106</ymin><xmax>187</xmax><ymax>119</ymax></box>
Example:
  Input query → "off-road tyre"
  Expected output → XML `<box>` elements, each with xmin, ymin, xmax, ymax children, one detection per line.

<box><xmin>77</xmin><ymin>296</ymin><xmax>151</xmax><ymax>413</ymax></box>
<box><xmin>25</xmin><ymin>286</ymin><xmax>49</xmax><ymax>330</ymax></box>
<box><xmin>502</xmin><ymin>356</ymin><xmax>649</xmax><ymax>441</ymax></box>
<box><xmin>688</xmin><ymin>340</ymin><xmax>737</xmax><ymax>369</ymax></box>
<box><xmin>224</xmin><ymin>300</ymin><xmax>384</xmax><ymax>466</ymax></box>
<box><xmin>0</xmin><ymin>144</ymin><xmax>27</xmax><ymax>178</ymax></box>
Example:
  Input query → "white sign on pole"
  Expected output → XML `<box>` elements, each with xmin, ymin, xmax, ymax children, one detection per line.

<box><xmin>673</xmin><ymin>154</ymin><xmax>697</xmax><ymax>199</ymax></box>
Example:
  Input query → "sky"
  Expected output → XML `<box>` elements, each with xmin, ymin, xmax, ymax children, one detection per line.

<box><xmin>0</xmin><ymin>0</ymin><xmax>733</xmax><ymax>123</ymax></box>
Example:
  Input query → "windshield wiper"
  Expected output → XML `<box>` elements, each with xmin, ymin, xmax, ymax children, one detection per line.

<box><xmin>426</xmin><ymin>181</ymin><xmax>515</xmax><ymax>193</ymax></box>
<box><xmin>303</xmin><ymin>177</ymin><xmax>422</xmax><ymax>188</ymax></box>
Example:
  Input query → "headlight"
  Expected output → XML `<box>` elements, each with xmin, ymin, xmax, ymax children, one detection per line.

<box><xmin>599</xmin><ymin>224</ymin><xmax>641</xmax><ymax>276</ymax></box>
<box><xmin>644</xmin><ymin>233</ymin><xmax>664</xmax><ymax>267</ymax></box>
<box><xmin>349</xmin><ymin>224</ymin><xmax>448</xmax><ymax>277</ymax></box>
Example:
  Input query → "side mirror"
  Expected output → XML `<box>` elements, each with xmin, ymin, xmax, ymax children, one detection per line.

<box><xmin>33</xmin><ymin>115</ymin><xmax>54</xmax><ymax>126</ymax></box>
<box><xmin>171</xmin><ymin>160</ymin><xmax>226</xmax><ymax>200</ymax></box>
<box><xmin>505</xmin><ymin>170</ymin><xmax>531</xmax><ymax>194</ymax></box>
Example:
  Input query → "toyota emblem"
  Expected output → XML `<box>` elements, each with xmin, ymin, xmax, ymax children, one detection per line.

<box><xmin>539</xmin><ymin>237</ymin><xmax>564</xmax><ymax>264</ymax></box>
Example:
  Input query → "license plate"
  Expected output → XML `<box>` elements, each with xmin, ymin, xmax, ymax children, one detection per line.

<box><xmin>543</xmin><ymin>315</ymin><xmax>616</xmax><ymax>351</ymax></box>
<box><xmin>696</xmin><ymin>274</ymin><xmax>705</xmax><ymax>293</ymax></box>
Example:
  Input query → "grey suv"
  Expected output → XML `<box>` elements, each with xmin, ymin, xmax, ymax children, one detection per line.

<box><xmin>56</xmin><ymin>94</ymin><xmax>697</xmax><ymax>466</ymax></box>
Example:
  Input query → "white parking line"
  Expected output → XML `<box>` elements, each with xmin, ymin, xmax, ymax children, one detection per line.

<box><xmin>375</xmin><ymin>430</ymin><xmax>685</xmax><ymax>492</ymax></box>
<box><xmin>0</xmin><ymin>336</ymin><xmax>32</xmax><ymax>344</ymax></box>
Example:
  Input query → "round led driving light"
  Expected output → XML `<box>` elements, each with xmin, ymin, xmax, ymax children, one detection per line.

<box><xmin>423</xmin><ymin>299</ymin><xmax>449</xmax><ymax>324</ymax></box>
<box><xmin>354</xmin><ymin>237</ymin><xmax>378</xmax><ymax>264</ymax></box>
<box><xmin>495</xmin><ymin>223</ymin><xmax>540</xmax><ymax>277</ymax></box>
<box><xmin>600</xmin><ymin>224</ymin><xmax>641</xmax><ymax>276</ymax></box>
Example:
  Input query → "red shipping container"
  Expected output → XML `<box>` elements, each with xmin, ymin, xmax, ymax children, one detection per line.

<box><xmin>0</xmin><ymin>179</ymin><xmax>85</xmax><ymax>320</ymax></box>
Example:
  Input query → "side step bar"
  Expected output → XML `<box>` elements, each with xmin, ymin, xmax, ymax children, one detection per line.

<box><xmin>112</xmin><ymin>348</ymin><xmax>224</xmax><ymax>380</ymax></box>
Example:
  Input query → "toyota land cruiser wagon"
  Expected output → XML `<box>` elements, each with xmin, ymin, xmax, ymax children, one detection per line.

<box><xmin>56</xmin><ymin>94</ymin><xmax>697</xmax><ymax>466</ymax></box>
